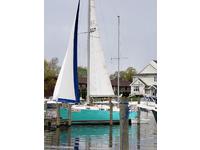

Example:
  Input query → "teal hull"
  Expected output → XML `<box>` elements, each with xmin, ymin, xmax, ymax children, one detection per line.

<box><xmin>60</xmin><ymin>108</ymin><xmax>137</xmax><ymax>124</ymax></box>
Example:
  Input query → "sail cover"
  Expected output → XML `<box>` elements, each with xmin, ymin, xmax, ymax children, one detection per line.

<box><xmin>53</xmin><ymin>0</ymin><xmax>80</xmax><ymax>103</ymax></box>
<box><xmin>89</xmin><ymin>0</ymin><xmax>115</xmax><ymax>97</ymax></box>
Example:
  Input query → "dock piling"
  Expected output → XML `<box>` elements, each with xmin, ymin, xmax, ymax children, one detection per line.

<box><xmin>68</xmin><ymin>104</ymin><xmax>72</xmax><ymax>126</ymax></box>
<box><xmin>109</xmin><ymin>98</ymin><xmax>113</xmax><ymax>125</ymax></box>
<box><xmin>109</xmin><ymin>125</ymin><xmax>113</xmax><ymax>147</ymax></box>
<box><xmin>120</xmin><ymin>98</ymin><xmax>129</xmax><ymax>150</ymax></box>
<box><xmin>56</xmin><ymin>103</ymin><xmax>60</xmax><ymax>127</ymax></box>
<box><xmin>137</xmin><ymin>97</ymin><xmax>141</xmax><ymax>124</ymax></box>
<box><xmin>44</xmin><ymin>101</ymin><xmax>47</xmax><ymax>118</ymax></box>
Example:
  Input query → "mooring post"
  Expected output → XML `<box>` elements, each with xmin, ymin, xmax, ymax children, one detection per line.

<box><xmin>55</xmin><ymin>128</ymin><xmax>60</xmax><ymax>145</ymax></box>
<box><xmin>67</xmin><ymin>127</ymin><xmax>71</xmax><ymax>147</ymax></box>
<box><xmin>44</xmin><ymin>101</ymin><xmax>47</xmax><ymax>118</ymax></box>
<box><xmin>109</xmin><ymin>98</ymin><xmax>113</xmax><ymax>125</ymax></box>
<box><xmin>56</xmin><ymin>103</ymin><xmax>60</xmax><ymax>127</ymax></box>
<box><xmin>137</xmin><ymin>97</ymin><xmax>141</xmax><ymax>149</ymax></box>
<box><xmin>120</xmin><ymin>98</ymin><xmax>129</xmax><ymax>150</ymax></box>
<box><xmin>137</xmin><ymin>97</ymin><xmax>141</xmax><ymax>124</ymax></box>
<box><xmin>68</xmin><ymin>104</ymin><xmax>72</xmax><ymax>126</ymax></box>
<box><xmin>109</xmin><ymin>125</ymin><xmax>113</xmax><ymax>147</ymax></box>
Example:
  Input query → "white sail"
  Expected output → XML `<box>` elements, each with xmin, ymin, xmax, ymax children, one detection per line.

<box><xmin>89</xmin><ymin>0</ymin><xmax>114</xmax><ymax>97</ymax></box>
<box><xmin>53</xmin><ymin>0</ymin><xmax>80</xmax><ymax>103</ymax></box>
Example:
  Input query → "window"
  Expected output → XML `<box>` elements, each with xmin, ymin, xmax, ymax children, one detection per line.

<box><xmin>133</xmin><ymin>86</ymin><xmax>139</xmax><ymax>92</ymax></box>
<box><xmin>154</xmin><ymin>76</ymin><xmax>157</xmax><ymax>82</ymax></box>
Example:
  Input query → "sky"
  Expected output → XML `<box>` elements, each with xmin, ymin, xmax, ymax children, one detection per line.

<box><xmin>44</xmin><ymin>0</ymin><xmax>157</xmax><ymax>74</ymax></box>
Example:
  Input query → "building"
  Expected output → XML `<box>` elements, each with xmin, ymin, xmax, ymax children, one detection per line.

<box><xmin>44</xmin><ymin>76</ymin><xmax>131</xmax><ymax>99</ymax></box>
<box><xmin>78</xmin><ymin>77</ymin><xmax>131</xmax><ymax>99</ymax></box>
<box><xmin>130</xmin><ymin>60</ymin><xmax>157</xmax><ymax>96</ymax></box>
<box><xmin>111</xmin><ymin>78</ymin><xmax>131</xmax><ymax>97</ymax></box>
<box><xmin>78</xmin><ymin>77</ymin><xmax>87</xmax><ymax>99</ymax></box>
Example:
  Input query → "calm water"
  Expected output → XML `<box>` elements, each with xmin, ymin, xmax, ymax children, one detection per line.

<box><xmin>44</xmin><ymin>111</ymin><xmax>156</xmax><ymax>150</ymax></box>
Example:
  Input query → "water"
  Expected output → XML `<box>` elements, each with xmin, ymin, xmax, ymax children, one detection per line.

<box><xmin>44</xmin><ymin>112</ymin><xmax>156</xmax><ymax>150</ymax></box>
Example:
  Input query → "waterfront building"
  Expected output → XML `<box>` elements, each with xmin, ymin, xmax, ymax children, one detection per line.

<box><xmin>44</xmin><ymin>76</ymin><xmax>131</xmax><ymax>99</ymax></box>
<box><xmin>79</xmin><ymin>77</ymin><xmax>131</xmax><ymax>99</ymax></box>
<box><xmin>111</xmin><ymin>78</ymin><xmax>131</xmax><ymax>97</ymax></box>
<box><xmin>130</xmin><ymin>60</ymin><xmax>157</xmax><ymax>96</ymax></box>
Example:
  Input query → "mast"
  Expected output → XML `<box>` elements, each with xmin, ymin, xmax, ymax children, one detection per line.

<box><xmin>87</xmin><ymin>0</ymin><xmax>91</xmax><ymax>103</ymax></box>
<box><xmin>117</xmin><ymin>16</ymin><xmax>120</xmax><ymax>102</ymax></box>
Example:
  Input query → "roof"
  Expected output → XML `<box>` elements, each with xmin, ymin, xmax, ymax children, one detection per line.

<box><xmin>145</xmin><ymin>85</ymin><xmax>157</xmax><ymax>89</ymax></box>
<box><xmin>137</xmin><ymin>60</ymin><xmax>157</xmax><ymax>75</ymax></box>
<box><xmin>153</xmin><ymin>60</ymin><xmax>157</xmax><ymax>63</ymax></box>
<box><xmin>130</xmin><ymin>77</ymin><xmax>147</xmax><ymax>86</ymax></box>
<box><xmin>138</xmin><ymin>78</ymin><xmax>147</xmax><ymax>85</ymax></box>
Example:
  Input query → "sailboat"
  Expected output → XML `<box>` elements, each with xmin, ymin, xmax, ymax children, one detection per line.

<box><xmin>52</xmin><ymin>0</ymin><xmax>137</xmax><ymax>124</ymax></box>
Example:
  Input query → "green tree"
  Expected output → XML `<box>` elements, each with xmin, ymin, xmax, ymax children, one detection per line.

<box><xmin>124</xmin><ymin>67</ymin><xmax>137</xmax><ymax>82</ymax></box>
<box><xmin>78</xmin><ymin>66</ymin><xmax>87</xmax><ymax>78</ymax></box>
<box><xmin>44</xmin><ymin>58</ymin><xmax>60</xmax><ymax>98</ymax></box>
<box><xmin>44</xmin><ymin>57</ymin><xmax>60</xmax><ymax>79</ymax></box>
<box><xmin>44</xmin><ymin>59</ymin><xmax>88</xmax><ymax>98</ymax></box>
<box><xmin>110</xmin><ymin>67</ymin><xmax>137</xmax><ymax>82</ymax></box>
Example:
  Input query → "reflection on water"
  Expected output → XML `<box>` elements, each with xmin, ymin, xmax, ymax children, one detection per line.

<box><xmin>44</xmin><ymin>112</ymin><xmax>156</xmax><ymax>150</ymax></box>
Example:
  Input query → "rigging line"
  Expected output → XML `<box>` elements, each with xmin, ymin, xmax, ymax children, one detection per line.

<box><xmin>97</xmin><ymin>0</ymin><xmax>108</xmax><ymax>51</ymax></box>
<box><xmin>108</xmin><ymin>0</ymin><xmax>129</xmax><ymax>59</ymax></box>
<box><xmin>78</xmin><ymin>0</ymin><xmax>84</xmax><ymax>67</ymax></box>
<box><xmin>115</xmin><ymin>15</ymin><xmax>130</xmax><ymax>62</ymax></box>
<box><xmin>109</xmin><ymin>0</ymin><xmax>120</xmax><ymax>17</ymax></box>
<box><xmin>98</xmin><ymin>0</ymin><xmax>117</xmax><ymax>67</ymax></box>
<box><xmin>107</xmin><ymin>1</ymin><xmax>121</xmax><ymax>71</ymax></box>
<box><xmin>78</xmin><ymin>0</ymin><xmax>88</xmax><ymax>67</ymax></box>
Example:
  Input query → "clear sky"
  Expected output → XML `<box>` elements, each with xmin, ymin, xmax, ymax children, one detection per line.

<box><xmin>44</xmin><ymin>0</ymin><xmax>157</xmax><ymax>74</ymax></box>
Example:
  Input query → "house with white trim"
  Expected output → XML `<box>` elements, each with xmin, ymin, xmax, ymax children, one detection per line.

<box><xmin>130</xmin><ymin>60</ymin><xmax>157</xmax><ymax>96</ymax></box>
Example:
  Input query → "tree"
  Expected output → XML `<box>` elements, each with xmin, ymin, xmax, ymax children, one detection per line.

<box><xmin>124</xmin><ymin>67</ymin><xmax>137</xmax><ymax>82</ymax></box>
<box><xmin>78</xmin><ymin>66</ymin><xmax>87</xmax><ymax>78</ymax></box>
<box><xmin>110</xmin><ymin>67</ymin><xmax>137</xmax><ymax>82</ymax></box>
<box><xmin>44</xmin><ymin>58</ymin><xmax>60</xmax><ymax>98</ymax></box>
<box><xmin>44</xmin><ymin>58</ymin><xmax>88</xmax><ymax>98</ymax></box>
<box><xmin>44</xmin><ymin>57</ymin><xmax>60</xmax><ymax>79</ymax></box>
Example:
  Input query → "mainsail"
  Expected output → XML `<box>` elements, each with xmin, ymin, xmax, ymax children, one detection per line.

<box><xmin>89</xmin><ymin>0</ymin><xmax>115</xmax><ymax>97</ymax></box>
<box><xmin>53</xmin><ymin>0</ymin><xmax>80</xmax><ymax>103</ymax></box>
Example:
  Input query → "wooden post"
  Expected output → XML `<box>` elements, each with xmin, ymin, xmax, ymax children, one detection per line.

<box><xmin>68</xmin><ymin>104</ymin><xmax>72</xmax><ymax>126</ymax></box>
<box><xmin>67</xmin><ymin>127</ymin><xmax>71</xmax><ymax>147</ymax></box>
<box><xmin>56</xmin><ymin>103</ymin><xmax>60</xmax><ymax>127</ymax></box>
<box><xmin>137</xmin><ymin>97</ymin><xmax>141</xmax><ymax>124</ymax></box>
<box><xmin>55</xmin><ymin>128</ymin><xmax>60</xmax><ymax>145</ymax></box>
<box><xmin>109</xmin><ymin>125</ymin><xmax>113</xmax><ymax>147</ymax></box>
<box><xmin>137</xmin><ymin>97</ymin><xmax>141</xmax><ymax>150</ymax></box>
<box><xmin>137</xmin><ymin>97</ymin><xmax>141</xmax><ymax>149</ymax></box>
<box><xmin>44</xmin><ymin>101</ymin><xmax>47</xmax><ymax>118</ymax></box>
<box><xmin>109</xmin><ymin>98</ymin><xmax>113</xmax><ymax>125</ymax></box>
<box><xmin>120</xmin><ymin>98</ymin><xmax>129</xmax><ymax>150</ymax></box>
